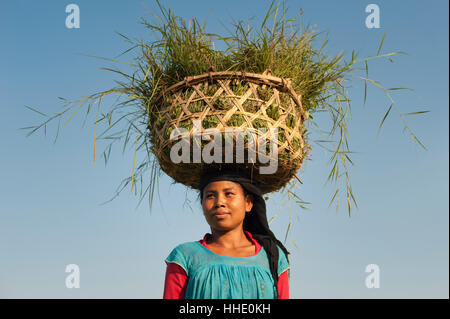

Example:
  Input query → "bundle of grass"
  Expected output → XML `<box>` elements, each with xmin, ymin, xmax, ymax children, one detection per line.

<box><xmin>23</xmin><ymin>1</ymin><xmax>426</xmax><ymax>215</ymax></box>
<box><xmin>138</xmin><ymin>1</ymin><xmax>358</xmax><ymax>194</ymax></box>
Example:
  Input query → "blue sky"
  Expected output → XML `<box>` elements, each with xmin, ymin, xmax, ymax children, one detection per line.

<box><xmin>0</xmin><ymin>0</ymin><xmax>448</xmax><ymax>298</ymax></box>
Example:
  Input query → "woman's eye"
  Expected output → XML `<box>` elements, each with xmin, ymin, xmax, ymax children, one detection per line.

<box><xmin>226</xmin><ymin>192</ymin><xmax>234</xmax><ymax>196</ymax></box>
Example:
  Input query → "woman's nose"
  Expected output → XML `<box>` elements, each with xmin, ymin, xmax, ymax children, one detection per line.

<box><xmin>215</xmin><ymin>193</ymin><xmax>226</xmax><ymax>207</ymax></box>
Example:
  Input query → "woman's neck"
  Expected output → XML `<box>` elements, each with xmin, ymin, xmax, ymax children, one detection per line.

<box><xmin>209</xmin><ymin>227</ymin><xmax>251</xmax><ymax>249</ymax></box>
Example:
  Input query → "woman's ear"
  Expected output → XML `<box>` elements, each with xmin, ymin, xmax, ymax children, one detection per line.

<box><xmin>245</xmin><ymin>194</ymin><xmax>254</xmax><ymax>213</ymax></box>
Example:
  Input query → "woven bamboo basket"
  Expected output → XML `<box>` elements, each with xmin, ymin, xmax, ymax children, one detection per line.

<box><xmin>148</xmin><ymin>70</ymin><xmax>310</xmax><ymax>194</ymax></box>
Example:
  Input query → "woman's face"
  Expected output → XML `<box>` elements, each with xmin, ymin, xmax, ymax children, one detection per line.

<box><xmin>202</xmin><ymin>180</ymin><xmax>253</xmax><ymax>232</ymax></box>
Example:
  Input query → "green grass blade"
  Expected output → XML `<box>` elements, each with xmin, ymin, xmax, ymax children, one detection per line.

<box><xmin>377</xmin><ymin>104</ymin><xmax>392</xmax><ymax>138</ymax></box>
<box><xmin>25</xmin><ymin>105</ymin><xmax>48</xmax><ymax>117</ymax></box>
<box><xmin>403</xmin><ymin>110</ymin><xmax>430</xmax><ymax>116</ymax></box>
<box><xmin>376</xmin><ymin>33</ymin><xmax>386</xmax><ymax>56</ymax></box>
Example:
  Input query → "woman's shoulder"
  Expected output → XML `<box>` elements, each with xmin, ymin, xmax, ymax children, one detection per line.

<box><xmin>165</xmin><ymin>240</ymin><xmax>204</xmax><ymax>274</ymax></box>
<box><xmin>168</xmin><ymin>240</ymin><xmax>201</xmax><ymax>255</ymax></box>
<box><xmin>166</xmin><ymin>240</ymin><xmax>204</xmax><ymax>261</ymax></box>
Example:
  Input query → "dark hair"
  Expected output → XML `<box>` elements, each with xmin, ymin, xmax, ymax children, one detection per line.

<box><xmin>198</xmin><ymin>171</ymin><xmax>289</xmax><ymax>298</ymax></box>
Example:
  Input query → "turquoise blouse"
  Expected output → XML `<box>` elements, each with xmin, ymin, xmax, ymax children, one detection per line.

<box><xmin>165</xmin><ymin>240</ymin><xmax>289</xmax><ymax>299</ymax></box>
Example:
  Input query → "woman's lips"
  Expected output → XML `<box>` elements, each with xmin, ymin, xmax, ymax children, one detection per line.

<box><xmin>213</xmin><ymin>211</ymin><xmax>230</xmax><ymax>218</ymax></box>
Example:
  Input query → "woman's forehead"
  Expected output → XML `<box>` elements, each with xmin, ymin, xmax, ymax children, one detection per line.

<box><xmin>203</xmin><ymin>180</ymin><xmax>242</xmax><ymax>192</ymax></box>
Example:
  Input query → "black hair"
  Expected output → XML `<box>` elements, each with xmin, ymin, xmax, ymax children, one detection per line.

<box><xmin>198</xmin><ymin>170</ymin><xmax>289</xmax><ymax>298</ymax></box>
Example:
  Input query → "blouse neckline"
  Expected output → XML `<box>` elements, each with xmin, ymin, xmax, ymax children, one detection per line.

<box><xmin>197</xmin><ymin>231</ymin><xmax>263</xmax><ymax>259</ymax></box>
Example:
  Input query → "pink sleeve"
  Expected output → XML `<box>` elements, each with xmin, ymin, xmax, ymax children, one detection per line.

<box><xmin>277</xmin><ymin>269</ymin><xmax>290</xmax><ymax>299</ymax></box>
<box><xmin>163</xmin><ymin>262</ymin><xmax>188</xmax><ymax>299</ymax></box>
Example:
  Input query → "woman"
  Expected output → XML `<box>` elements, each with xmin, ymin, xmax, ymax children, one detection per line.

<box><xmin>163</xmin><ymin>170</ymin><xmax>290</xmax><ymax>299</ymax></box>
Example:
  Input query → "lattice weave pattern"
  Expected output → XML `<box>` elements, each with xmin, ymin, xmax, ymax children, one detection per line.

<box><xmin>148</xmin><ymin>71</ymin><xmax>310</xmax><ymax>194</ymax></box>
